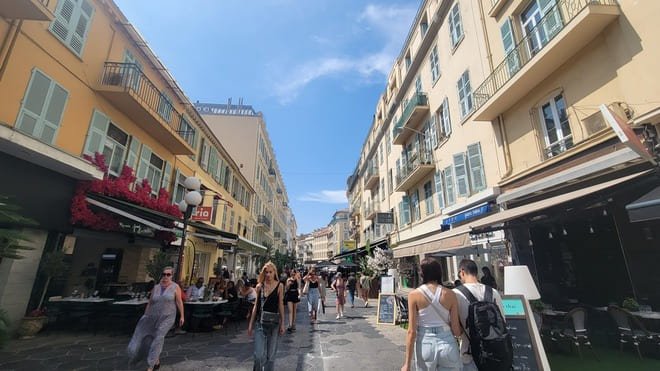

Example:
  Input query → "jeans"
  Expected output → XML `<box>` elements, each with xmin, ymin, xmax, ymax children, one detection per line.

<box><xmin>307</xmin><ymin>288</ymin><xmax>320</xmax><ymax>315</ymax></box>
<box><xmin>253</xmin><ymin>322</ymin><xmax>279</xmax><ymax>371</ymax></box>
<box><xmin>348</xmin><ymin>289</ymin><xmax>356</xmax><ymax>305</ymax></box>
<box><xmin>414</xmin><ymin>326</ymin><xmax>461</xmax><ymax>371</ymax></box>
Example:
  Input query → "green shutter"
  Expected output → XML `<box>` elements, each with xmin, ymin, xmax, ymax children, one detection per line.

<box><xmin>467</xmin><ymin>143</ymin><xmax>486</xmax><ymax>192</ymax></box>
<box><xmin>442</xmin><ymin>97</ymin><xmax>451</xmax><ymax>136</ymax></box>
<box><xmin>500</xmin><ymin>19</ymin><xmax>520</xmax><ymax>74</ymax></box>
<box><xmin>126</xmin><ymin>136</ymin><xmax>140</xmax><ymax>171</ymax></box>
<box><xmin>17</xmin><ymin>69</ymin><xmax>68</xmax><ymax>144</ymax></box>
<box><xmin>434</xmin><ymin>170</ymin><xmax>445</xmax><ymax>209</ymax></box>
<box><xmin>83</xmin><ymin>110</ymin><xmax>109</xmax><ymax>155</ymax></box>
<box><xmin>161</xmin><ymin>160</ymin><xmax>172</xmax><ymax>192</ymax></box>
<box><xmin>68</xmin><ymin>0</ymin><xmax>93</xmax><ymax>55</ymax></box>
<box><xmin>136</xmin><ymin>144</ymin><xmax>151</xmax><ymax>181</ymax></box>
<box><xmin>444</xmin><ymin>166</ymin><xmax>455</xmax><ymax>206</ymax></box>
<box><xmin>50</xmin><ymin>0</ymin><xmax>93</xmax><ymax>56</ymax></box>
<box><xmin>453</xmin><ymin>152</ymin><xmax>469</xmax><ymax>197</ymax></box>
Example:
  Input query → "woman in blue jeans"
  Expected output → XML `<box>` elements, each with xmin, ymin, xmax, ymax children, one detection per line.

<box><xmin>401</xmin><ymin>257</ymin><xmax>462</xmax><ymax>371</ymax></box>
<box><xmin>303</xmin><ymin>268</ymin><xmax>321</xmax><ymax>322</ymax></box>
<box><xmin>248</xmin><ymin>261</ymin><xmax>285</xmax><ymax>371</ymax></box>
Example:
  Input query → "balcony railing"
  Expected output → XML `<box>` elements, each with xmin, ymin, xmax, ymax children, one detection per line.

<box><xmin>364</xmin><ymin>164</ymin><xmax>379</xmax><ymax>190</ymax></box>
<box><xmin>395</xmin><ymin>149</ymin><xmax>435</xmax><ymax>191</ymax></box>
<box><xmin>274</xmin><ymin>232</ymin><xmax>281</xmax><ymax>238</ymax></box>
<box><xmin>257</xmin><ymin>215</ymin><xmax>271</xmax><ymax>229</ymax></box>
<box><xmin>98</xmin><ymin>62</ymin><xmax>193</xmax><ymax>154</ymax></box>
<box><xmin>0</xmin><ymin>0</ymin><xmax>54</xmax><ymax>21</ymax></box>
<box><xmin>392</xmin><ymin>93</ymin><xmax>429</xmax><ymax>145</ymax></box>
<box><xmin>365</xmin><ymin>201</ymin><xmax>379</xmax><ymax>220</ymax></box>
<box><xmin>473</xmin><ymin>0</ymin><xmax>619</xmax><ymax>120</ymax></box>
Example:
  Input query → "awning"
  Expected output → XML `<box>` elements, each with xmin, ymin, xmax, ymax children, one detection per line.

<box><xmin>331</xmin><ymin>237</ymin><xmax>388</xmax><ymax>260</ymax></box>
<box><xmin>189</xmin><ymin>221</ymin><xmax>238</xmax><ymax>241</ymax></box>
<box><xmin>86</xmin><ymin>195</ymin><xmax>176</xmax><ymax>232</ymax></box>
<box><xmin>393</xmin><ymin>230</ymin><xmax>471</xmax><ymax>258</ymax></box>
<box><xmin>469</xmin><ymin>170</ymin><xmax>650</xmax><ymax>232</ymax></box>
<box><xmin>237</xmin><ymin>237</ymin><xmax>268</xmax><ymax>254</ymax></box>
<box><xmin>626</xmin><ymin>186</ymin><xmax>660</xmax><ymax>222</ymax></box>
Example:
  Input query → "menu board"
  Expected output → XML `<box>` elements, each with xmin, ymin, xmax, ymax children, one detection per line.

<box><xmin>502</xmin><ymin>295</ymin><xmax>542</xmax><ymax>371</ymax></box>
<box><xmin>377</xmin><ymin>293</ymin><xmax>397</xmax><ymax>325</ymax></box>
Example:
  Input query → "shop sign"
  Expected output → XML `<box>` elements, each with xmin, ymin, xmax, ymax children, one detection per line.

<box><xmin>376</xmin><ymin>212</ymin><xmax>394</xmax><ymax>224</ymax></box>
<box><xmin>341</xmin><ymin>240</ymin><xmax>356</xmax><ymax>252</ymax></box>
<box><xmin>118</xmin><ymin>221</ymin><xmax>155</xmax><ymax>237</ymax></box>
<box><xmin>442</xmin><ymin>203</ymin><xmax>492</xmax><ymax>226</ymax></box>
<box><xmin>191</xmin><ymin>206</ymin><xmax>213</xmax><ymax>221</ymax></box>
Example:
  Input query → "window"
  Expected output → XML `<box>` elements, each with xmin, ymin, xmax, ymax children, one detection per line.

<box><xmin>424</xmin><ymin>181</ymin><xmax>434</xmax><ymax>215</ymax></box>
<box><xmin>136</xmin><ymin>145</ymin><xmax>166</xmax><ymax>195</ymax></box>
<box><xmin>386</xmin><ymin>132</ymin><xmax>392</xmax><ymax>154</ymax></box>
<box><xmin>424</xmin><ymin>118</ymin><xmax>437</xmax><ymax>150</ymax></box>
<box><xmin>221</xmin><ymin>204</ymin><xmax>228</xmax><ymax>231</ymax></box>
<box><xmin>411</xmin><ymin>190</ymin><xmax>421</xmax><ymax>222</ymax></box>
<box><xmin>467</xmin><ymin>142</ymin><xmax>487</xmax><ymax>193</ymax></box>
<box><xmin>199</xmin><ymin>139</ymin><xmax>210</xmax><ymax>171</ymax></box>
<box><xmin>380</xmin><ymin>179</ymin><xmax>386</xmax><ymax>201</ymax></box>
<box><xmin>449</xmin><ymin>3</ymin><xmax>464</xmax><ymax>48</ymax></box>
<box><xmin>224</xmin><ymin>167</ymin><xmax>232</xmax><ymax>191</ymax></box>
<box><xmin>434</xmin><ymin>170</ymin><xmax>445</xmax><ymax>209</ymax></box>
<box><xmin>16</xmin><ymin>69</ymin><xmax>68</xmax><ymax>144</ymax></box>
<box><xmin>437</xmin><ymin>97</ymin><xmax>452</xmax><ymax>138</ymax></box>
<box><xmin>444</xmin><ymin>166</ymin><xmax>456</xmax><ymax>206</ymax></box>
<box><xmin>388</xmin><ymin>170</ymin><xmax>393</xmax><ymax>195</ymax></box>
<box><xmin>83</xmin><ymin>110</ymin><xmax>129</xmax><ymax>176</ymax></box>
<box><xmin>50</xmin><ymin>0</ymin><xmax>94</xmax><ymax>56</ymax></box>
<box><xmin>457</xmin><ymin>71</ymin><xmax>473</xmax><ymax>118</ymax></box>
<box><xmin>173</xmin><ymin>170</ymin><xmax>186</xmax><ymax>203</ymax></box>
<box><xmin>157</xmin><ymin>92</ymin><xmax>173</xmax><ymax>122</ymax></box>
<box><xmin>415</xmin><ymin>75</ymin><xmax>422</xmax><ymax>93</ymax></box>
<box><xmin>179</xmin><ymin>116</ymin><xmax>196</xmax><ymax>148</ymax></box>
<box><xmin>453</xmin><ymin>152</ymin><xmax>469</xmax><ymax>197</ymax></box>
<box><xmin>521</xmin><ymin>0</ymin><xmax>562</xmax><ymax>56</ymax></box>
<box><xmin>230</xmin><ymin>210</ymin><xmax>235</xmax><ymax>233</ymax></box>
<box><xmin>126</xmin><ymin>137</ymin><xmax>140</xmax><ymax>170</ymax></box>
<box><xmin>399</xmin><ymin>196</ymin><xmax>411</xmax><ymax>226</ymax></box>
<box><xmin>500</xmin><ymin>19</ymin><xmax>520</xmax><ymax>76</ymax></box>
<box><xmin>429</xmin><ymin>45</ymin><xmax>440</xmax><ymax>82</ymax></box>
<box><xmin>379</xmin><ymin>144</ymin><xmax>384</xmax><ymax>165</ymax></box>
<box><xmin>123</xmin><ymin>50</ymin><xmax>143</xmax><ymax>91</ymax></box>
<box><xmin>420</xmin><ymin>16</ymin><xmax>429</xmax><ymax>38</ymax></box>
<box><xmin>405</xmin><ymin>52</ymin><xmax>412</xmax><ymax>70</ymax></box>
<box><xmin>539</xmin><ymin>93</ymin><xmax>573</xmax><ymax>157</ymax></box>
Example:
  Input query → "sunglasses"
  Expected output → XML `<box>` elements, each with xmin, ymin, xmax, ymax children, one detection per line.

<box><xmin>161</xmin><ymin>273</ymin><xmax>172</xmax><ymax>277</ymax></box>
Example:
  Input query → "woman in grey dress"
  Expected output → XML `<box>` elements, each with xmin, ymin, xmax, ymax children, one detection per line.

<box><xmin>127</xmin><ymin>266</ymin><xmax>184</xmax><ymax>371</ymax></box>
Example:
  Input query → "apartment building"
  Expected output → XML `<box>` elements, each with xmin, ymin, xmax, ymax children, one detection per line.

<box><xmin>0</xmin><ymin>0</ymin><xmax>262</xmax><ymax>331</ymax></box>
<box><xmin>297</xmin><ymin>233</ymin><xmax>315</xmax><ymax>266</ymax></box>
<box><xmin>350</xmin><ymin>0</ymin><xmax>660</xmax><ymax>306</ymax></box>
<box><xmin>327</xmin><ymin>209</ymin><xmax>350</xmax><ymax>257</ymax></box>
<box><xmin>347</xmin><ymin>0</ymin><xmax>508</xmax><ymax>284</ymax></box>
<box><xmin>311</xmin><ymin>227</ymin><xmax>332</xmax><ymax>262</ymax></box>
<box><xmin>196</xmin><ymin>101</ymin><xmax>295</xmax><ymax>254</ymax></box>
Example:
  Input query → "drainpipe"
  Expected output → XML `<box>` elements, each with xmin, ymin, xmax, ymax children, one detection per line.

<box><xmin>477</xmin><ymin>0</ymin><xmax>494</xmax><ymax>72</ymax></box>
<box><xmin>498</xmin><ymin>115</ymin><xmax>513</xmax><ymax>179</ymax></box>
<box><xmin>0</xmin><ymin>19</ymin><xmax>23</xmax><ymax>82</ymax></box>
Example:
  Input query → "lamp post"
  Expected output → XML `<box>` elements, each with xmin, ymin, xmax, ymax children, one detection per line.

<box><xmin>175</xmin><ymin>176</ymin><xmax>203</xmax><ymax>283</ymax></box>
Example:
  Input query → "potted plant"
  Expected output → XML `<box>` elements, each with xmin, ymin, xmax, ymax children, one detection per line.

<box><xmin>16</xmin><ymin>308</ymin><xmax>47</xmax><ymax>339</ymax></box>
<box><xmin>622</xmin><ymin>297</ymin><xmax>640</xmax><ymax>312</ymax></box>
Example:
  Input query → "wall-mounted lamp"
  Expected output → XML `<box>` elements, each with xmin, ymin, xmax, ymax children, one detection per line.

<box><xmin>548</xmin><ymin>231</ymin><xmax>554</xmax><ymax>239</ymax></box>
<box><xmin>562</xmin><ymin>227</ymin><xmax>568</xmax><ymax>236</ymax></box>
<box><xmin>589</xmin><ymin>225</ymin><xmax>595</xmax><ymax>234</ymax></box>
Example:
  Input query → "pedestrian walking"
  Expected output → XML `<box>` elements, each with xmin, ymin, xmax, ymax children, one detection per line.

<box><xmin>127</xmin><ymin>266</ymin><xmax>184</xmax><ymax>371</ymax></box>
<box><xmin>284</xmin><ymin>271</ymin><xmax>300</xmax><ymax>332</ymax></box>
<box><xmin>359</xmin><ymin>272</ymin><xmax>372</xmax><ymax>307</ymax></box>
<box><xmin>302</xmin><ymin>268</ymin><xmax>321</xmax><ymax>322</ymax></box>
<box><xmin>248</xmin><ymin>261</ymin><xmax>285</xmax><ymax>371</ymax></box>
<box><xmin>346</xmin><ymin>272</ymin><xmax>357</xmax><ymax>308</ymax></box>
<box><xmin>401</xmin><ymin>257</ymin><xmax>462</xmax><ymax>371</ymax></box>
<box><xmin>331</xmin><ymin>272</ymin><xmax>346</xmax><ymax>319</ymax></box>
<box><xmin>319</xmin><ymin>271</ymin><xmax>328</xmax><ymax>315</ymax></box>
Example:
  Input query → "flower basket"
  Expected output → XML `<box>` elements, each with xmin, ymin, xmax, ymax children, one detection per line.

<box><xmin>17</xmin><ymin>316</ymin><xmax>47</xmax><ymax>339</ymax></box>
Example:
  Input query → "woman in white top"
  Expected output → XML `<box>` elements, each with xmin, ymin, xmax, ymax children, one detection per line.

<box><xmin>402</xmin><ymin>257</ymin><xmax>462</xmax><ymax>371</ymax></box>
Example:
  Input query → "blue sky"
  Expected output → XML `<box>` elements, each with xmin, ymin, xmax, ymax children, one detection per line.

<box><xmin>114</xmin><ymin>0</ymin><xmax>419</xmax><ymax>234</ymax></box>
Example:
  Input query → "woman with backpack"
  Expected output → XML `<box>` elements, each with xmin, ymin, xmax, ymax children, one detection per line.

<box><xmin>401</xmin><ymin>257</ymin><xmax>462</xmax><ymax>371</ymax></box>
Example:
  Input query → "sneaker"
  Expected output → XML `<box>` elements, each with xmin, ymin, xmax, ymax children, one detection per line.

<box><xmin>286</xmin><ymin>327</ymin><xmax>293</xmax><ymax>333</ymax></box>
<box><xmin>336</xmin><ymin>315</ymin><xmax>340</xmax><ymax>320</ymax></box>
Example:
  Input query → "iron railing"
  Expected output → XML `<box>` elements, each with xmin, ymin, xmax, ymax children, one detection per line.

<box><xmin>257</xmin><ymin>215</ymin><xmax>271</xmax><ymax>228</ymax></box>
<box><xmin>473</xmin><ymin>0</ymin><xmax>619</xmax><ymax>111</ymax></box>
<box><xmin>395</xmin><ymin>149</ymin><xmax>434</xmax><ymax>187</ymax></box>
<box><xmin>392</xmin><ymin>93</ymin><xmax>428</xmax><ymax>137</ymax></box>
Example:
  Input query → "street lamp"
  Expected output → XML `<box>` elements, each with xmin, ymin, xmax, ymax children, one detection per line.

<box><xmin>175</xmin><ymin>176</ymin><xmax>203</xmax><ymax>282</ymax></box>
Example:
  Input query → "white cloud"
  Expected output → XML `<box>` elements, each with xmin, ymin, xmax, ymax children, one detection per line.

<box><xmin>274</xmin><ymin>3</ymin><xmax>418</xmax><ymax>104</ymax></box>
<box><xmin>298</xmin><ymin>190</ymin><xmax>347</xmax><ymax>204</ymax></box>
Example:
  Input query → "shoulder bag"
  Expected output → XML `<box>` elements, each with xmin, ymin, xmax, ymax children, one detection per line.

<box><xmin>259</xmin><ymin>283</ymin><xmax>280</xmax><ymax>325</ymax></box>
<box><xmin>302</xmin><ymin>280</ymin><xmax>310</xmax><ymax>295</ymax></box>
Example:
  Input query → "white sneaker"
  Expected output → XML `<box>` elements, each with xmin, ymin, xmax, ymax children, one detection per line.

<box><xmin>336</xmin><ymin>315</ymin><xmax>340</xmax><ymax>320</ymax></box>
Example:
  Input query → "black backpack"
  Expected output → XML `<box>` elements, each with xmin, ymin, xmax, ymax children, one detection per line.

<box><xmin>457</xmin><ymin>285</ymin><xmax>513</xmax><ymax>371</ymax></box>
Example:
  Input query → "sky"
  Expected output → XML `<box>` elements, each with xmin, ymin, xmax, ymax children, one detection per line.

<box><xmin>114</xmin><ymin>0</ymin><xmax>420</xmax><ymax>234</ymax></box>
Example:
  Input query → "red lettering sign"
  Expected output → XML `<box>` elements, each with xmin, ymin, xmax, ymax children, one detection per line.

<box><xmin>191</xmin><ymin>206</ymin><xmax>213</xmax><ymax>221</ymax></box>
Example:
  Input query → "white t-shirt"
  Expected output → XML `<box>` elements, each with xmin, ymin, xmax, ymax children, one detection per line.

<box><xmin>187</xmin><ymin>285</ymin><xmax>205</xmax><ymax>301</ymax></box>
<box><xmin>453</xmin><ymin>283</ymin><xmax>505</xmax><ymax>364</ymax></box>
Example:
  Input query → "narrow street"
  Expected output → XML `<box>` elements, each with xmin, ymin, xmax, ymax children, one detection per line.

<box><xmin>0</xmin><ymin>293</ymin><xmax>407</xmax><ymax>370</ymax></box>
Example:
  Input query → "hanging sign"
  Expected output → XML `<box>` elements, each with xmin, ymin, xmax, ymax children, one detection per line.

<box><xmin>191</xmin><ymin>206</ymin><xmax>213</xmax><ymax>221</ymax></box>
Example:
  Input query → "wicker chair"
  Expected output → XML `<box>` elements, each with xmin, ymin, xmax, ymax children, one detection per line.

<box><xmin>560</xmin><ymin>307</ymin><xmax>596</xmax><ymax>358</ymax></box>
<box><xmin>607</xmin><ymin>305</ymin><xmax>657</xmax><ymax>358</ymax></box>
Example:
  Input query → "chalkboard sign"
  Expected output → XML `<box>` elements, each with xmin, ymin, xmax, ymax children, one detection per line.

<box><xmin>377</xmin><ymin>293</ymin><xmax>397</xmax><ymax>325</ymax></box>
<box><xmin>502</xmin><ymin>295</ymin><xmax>542</xmax><ymax>371</ymax></box>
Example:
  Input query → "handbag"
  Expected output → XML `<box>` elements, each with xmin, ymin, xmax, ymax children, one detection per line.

<box><xmin>259</xmin><ymin>283</ymin><xmax>280</xmax><ymax>325</ymax></box>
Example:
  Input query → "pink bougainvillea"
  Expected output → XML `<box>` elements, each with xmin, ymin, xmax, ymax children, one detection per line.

<box><xmin>70</xmin><ymin>153</ymin><xmax>181</xmax><ymax>244</ymax></box>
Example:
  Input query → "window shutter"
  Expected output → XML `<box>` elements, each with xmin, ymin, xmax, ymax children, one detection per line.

<box><xmin>50</xmin><ymin>0</ymin><xmax>74</xmax><ymax>42</ymax></box>
<box><xmin>442</xmin><ymin>97</ymin><xmax>452</xmax><ymax>136</ymax></box>
<box><xmin>540</xmin><ymin>0</ymin><xmax>562</xmax><ymax>38</ymax></box>
<box><xmin>208</xmin><ymin>148</ymin><xmax>219</xmax><ymax>179</ymax></box>
<box><xmin>136</xmin><ymin>144</ymin><xmax>151</xmax><ymax>181</ymax></box>
<box><xmin>500</xmin><ymin>19</ymin><xmax>520</xmax><ymax>74</ymax></box>
<box><xmin>434</xmin><ymin>170</ymin><xmax>445</xmax><ymax>209</ymax></box>
<box><xmin>126</xmin><ymin>136</ymin><xmax>140</xmax><ymax>170</ymax></box>
<box><xmin>172</xmin><ymin>168</ymin><xmax>181</xmax><ymax>203</ymax></box>
<box><xmin>84</xmin><ymin>110</ymin><xmax>109</xmax><ymax>155</ymax></box>
<box><xmin>467</xmin><ymin>142</ymin><xmax>487</xmax><ymax>192</ymax></box>
<box><xmin>444</xmin><ymin>166</ymin><xmax>456</xmax><ymax>206</ymax></box>
<box><xmin>161</xmin><ymin>160</ymin><xmax>172</xmax><ymax>192</ymax></box>
<box><xmin>69</xmin><ymin>0</ymin><xmax>93</xmax><ymax>55</ymax></box>
<box><xmin>200</xmin><ymin>141</ymin><xmax>210</xmax><ymax>171</ymax></box>
<box><xmin>40</xmin><ymin>83</ymin><xmax>67</xmax><ymax>143</ymax></box>
<box><xmin>17</xmin><ymin>70</ymin><xmax>68</xmax><ymax>144</ymax></box>
<box><xmin>453</xmin><ymin>152</ymin><xmax>469</xmax><ymax>197</ymax></box>
<box><xmin>402</xmin><ymin>195</ymin><xmax>411</xmax><ymax>225</ymax></box>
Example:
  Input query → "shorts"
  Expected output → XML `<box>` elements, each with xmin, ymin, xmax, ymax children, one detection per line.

<box><xmin>285</xmin><ymin>292</ymin><xmax>300</xmax><ymax>303</ymax></box>
<box><xmin>414</xmin><ymin>326</ymin><xmax>461</xmax><ymax>371</ymax></box>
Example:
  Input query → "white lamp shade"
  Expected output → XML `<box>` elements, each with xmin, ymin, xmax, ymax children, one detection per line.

<box><xmin>178</xmin><ymin>199</ymin><xmax>188</xmax><ymax>213</ymax></box>
<box><xmin>504</xmin><ymin>265</ymin><xmax>541</xmax><ymax>300</ymax></box>
<box><xmin>184</xmin><ymin>190</ymin><xmax>203</xmax><ymax>206</ymax></box>
<box><xmin>183</xmin><ymin>176</ymin><xmax>201</xmax><ymax>191</ymax></box>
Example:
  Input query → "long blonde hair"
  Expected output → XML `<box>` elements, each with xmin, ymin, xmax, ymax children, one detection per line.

<box><xmin>257</xmin><ymin>261</ymin><xmax>278</xmax><ymax>285</ymax></box>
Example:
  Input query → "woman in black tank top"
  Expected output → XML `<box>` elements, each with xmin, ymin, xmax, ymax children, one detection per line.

<box><xmin>248</xmin><ymin>262</ymin><xmax>285</xmax><ymax>371</ymax></box>
<box><xmin>285</xmin><ymin>271</ymin><xmax>301</xmax><ymax>332</ymax></box>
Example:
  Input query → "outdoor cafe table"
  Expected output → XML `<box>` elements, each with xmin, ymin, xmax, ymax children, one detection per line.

<box><xmin>47</xmin><ymin>297</ymin><xmax>115</xmax><ymax>331</ymax></box>
<box><xmin>184</xmin><ymin>300</ymin><xmax>229</xmax><ymax>332</ymax></box>
<box><xmin>113</xmin><ymin>298</ymin><xmax>149</xmax><ymax>306</ymax></box>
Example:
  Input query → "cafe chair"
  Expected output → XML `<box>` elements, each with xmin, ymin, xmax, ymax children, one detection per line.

<box><xmin>607</xmin><ymin>305</ymin><xmax>658</xmax><ymax>358</ymax></box>
<box><xmin>190</xmin><ymin>306</ymin><xmax>215</xmax><ymax>337</ymax></box>
<box><xmin>560</xmin><ymin>307</ymin><xmax>596</xmax><ymax>359</ymax></box>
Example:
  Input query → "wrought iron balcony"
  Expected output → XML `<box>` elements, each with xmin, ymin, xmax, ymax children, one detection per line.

<box><xmin>472</xmin><ymin>0</ymin><xmax>619</xmax><ymax>121</ymax></box>
<box><xmin>97</xmin><ymin>62</ymin><xmax>194</xmax><ymax>155</ymax></box>
<box><xmin>0</xmin><ymin>0</ymin><xmax>53</xmax><ymax>21</ymax></box>
<box><xmin>274</xmin><ymin>231</ymin><xmax>281</xmax><ymax>238</ymax></box>
<box><xmin>392</xmin><ymin>93</ymin><xmax>429</xmax><ymax>145</ymax></box>
<box><xmin>363</xmin><ymin>165</ymin><xmax>379</xmax><ymax>190</ymax></box>
<box><xmin>395</xmin><ymin>149</ymin><xmax>435</xmax><ymax>192</ymax></box>
<box><xmin>257</xmin><ymin>215</ymin><xmax>271</xmax><ymax>229</ymax></box>
<box><xmin>365</xmin><ymin>201</ymin><xmax>379</xmax><ymax>220</ymax></box>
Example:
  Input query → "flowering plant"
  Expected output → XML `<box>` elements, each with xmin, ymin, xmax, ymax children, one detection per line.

<box><xmin>365</xmin><ymin>247</ymin><xmax>394</xmax><ymax>275</ymax></box>
<box><xmin>70</xmin><ymin>153</ymin><xmax>181</xmax><ymax>244</ymax></box>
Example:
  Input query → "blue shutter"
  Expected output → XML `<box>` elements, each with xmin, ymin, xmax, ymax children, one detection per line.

<box><xmin>16</xmin><ymin>70</ymin><xmax>68</xmax><ymax>144</ymax></box>
<box><xmin>467</xmin><ymin>142</ymin><xmax>486</xmax><ymax>192</ymax></box>
<box><xmin>50</xmin><ymin>0</ymin><xmax>93</xmax><ymax>56</ymax></box>
<box><xmin>453</xmin><ymin>152</ymin><xmax>469</xmax><ymax>197</ymax></box>
<box><xmin>136</xmin><ymin>144</ymin><xmax>151</xmax><ymax>181</ymax></box>
<box><xmin>442</xmin><ymin>97</ymin><xmax>452</xmax><ymax>136</ymax></box>
<box><xmin>84</xmin><ymin>110</ymin><xmax>109</xmax><ymax>155</ymax></box>
<box><xmin>126</xmin><ymin>136</ymin><xmax>140</xmax><ymax>171</ymax></box>
<box><xmin>161</xmin><ymin>160</ymin><xmax>172</xmax><ymax>192</ymax></box>
<box><xmin>434</xmin><ymin>170</ymin><xmax>445</xmax><ymax>209</ymax></box>
<box><xmin>402</xmin><ymin>195</ymin><xmax>410</xmax><ymax>225</ymax></box>
<box><xmin>444</xmin><ymin>166</ymin><xmax>456</xmax><ymax>206</ymax></box>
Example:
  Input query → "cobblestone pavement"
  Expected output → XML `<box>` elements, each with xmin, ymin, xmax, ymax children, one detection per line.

<box><xmin>0</xmin><ymin>293</ymin><xmax>407</xmax><ymax>370</ymax></box>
